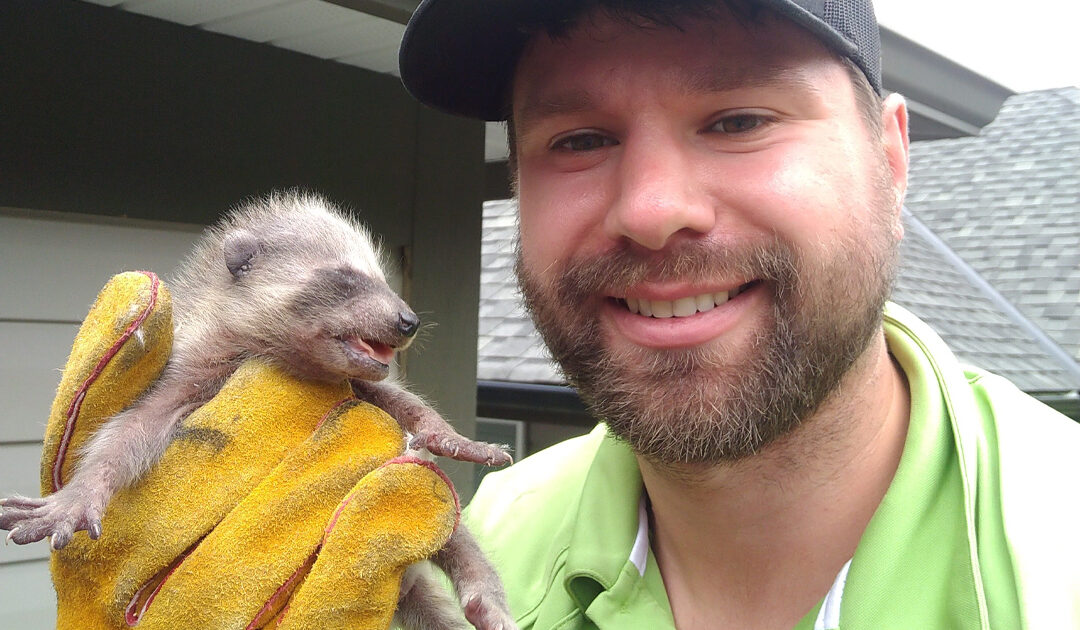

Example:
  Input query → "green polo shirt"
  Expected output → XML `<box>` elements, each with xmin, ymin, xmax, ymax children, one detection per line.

<box><xmin>464</xmin><ymin>303</ymin><xmax>1080</xmax><ymax>629</ymax></box>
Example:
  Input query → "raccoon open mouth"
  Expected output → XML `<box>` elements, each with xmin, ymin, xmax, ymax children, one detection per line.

<box><xmin>338</xmin><ymin>334</ymin><xmax>395</xmax><ymax>367</ymax></box>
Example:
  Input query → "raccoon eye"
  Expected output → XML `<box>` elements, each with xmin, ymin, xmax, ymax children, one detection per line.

<box><xmin>223</xmin><ymin>230</ymin><xmax>260</xmax><ymax>278</ymax></box>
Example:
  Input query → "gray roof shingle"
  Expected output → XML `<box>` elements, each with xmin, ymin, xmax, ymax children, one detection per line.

<box><xmin>476</xmin><ymin>199</ymin><xmax>561</xmax><ymax>384</ymax></box>
<box><xmin>893</xmin><ymin>211</ymin><xmax>1080</xmax><ymax>391</ymax></box>
<box><xmin>907</xmin><ymin>87</ymin><xmax>1080</xmax><ymax>363</ymax></box>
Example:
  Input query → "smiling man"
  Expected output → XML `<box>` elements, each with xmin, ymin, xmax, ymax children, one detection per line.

<box><xmin>399</xmin><ymin>1</ymin><xmax>1080</xmax><ymax>629</ymax></box>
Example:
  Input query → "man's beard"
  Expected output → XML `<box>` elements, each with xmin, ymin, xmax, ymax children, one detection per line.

<box><xmin>516</xmin><ymin>204</ymin><xmax>899</xmax><ymax>466</ymax></box>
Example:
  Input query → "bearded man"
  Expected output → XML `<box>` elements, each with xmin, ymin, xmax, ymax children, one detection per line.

<box><xmin>399</xmin><ymin>1</ymin><xmax>1080</xmax><ymax>628</ymax></box>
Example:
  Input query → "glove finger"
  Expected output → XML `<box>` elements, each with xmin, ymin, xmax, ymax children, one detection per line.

<box><xmin>131</xmin><ymin>397</ymin><xmax>407</xmax><ymax>630</ymax></box>
<box><xmin>40</xmin><ymin>272</ymin><xmax>172</xmax><ymax>495</ymax></box>
<box><xmin>275</xmin><ymin>458</ymin><xmax>460</xmax><ymax>630</ymax></box>
<box><xmin>51</xmin><ymin>359</ymin><xmax>356</xmax><ymax>630</ymax></box>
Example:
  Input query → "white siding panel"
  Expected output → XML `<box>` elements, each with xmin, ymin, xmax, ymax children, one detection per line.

<box><xmin>0</xmin><ymin>322</ymin><xmax>80</xmax><ymax>443</ymax></box>
<box><xmin>0</xmin><ymin>559</ymin><xmax>56</xmax><ymax>630</ymax></box>
<box><xmin>0</xmin><ymin>213</ymin><xmax>199</xmax><ymax>321</ymax></box>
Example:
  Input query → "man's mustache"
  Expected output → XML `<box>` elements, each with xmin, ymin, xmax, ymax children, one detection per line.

<box><xmin>518</xmin><ymin>237</ymin><xmax>800</xmax><ymax>297</ymax></box>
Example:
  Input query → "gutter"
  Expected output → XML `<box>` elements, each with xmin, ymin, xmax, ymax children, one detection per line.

<box><xmin>477</xmin><ymin>380</ymin><xmax>595</xmax><ymax>427</ymax></box>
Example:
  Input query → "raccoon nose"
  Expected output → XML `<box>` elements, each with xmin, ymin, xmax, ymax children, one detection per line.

<box><xmin>398</xmin><ymin>311</ymin><xmax>420</xmax><ymax>338</ymax></box>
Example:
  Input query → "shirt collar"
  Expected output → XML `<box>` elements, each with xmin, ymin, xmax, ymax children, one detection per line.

<box><xmin>829</xmin><ymin>303</ymin><xmax>987</xmax><ymax>629</ymax></box>
<box><xmin>563</xmin><ymin>428</ymin><xmax>643</xmax><ymax>608</ymax></box>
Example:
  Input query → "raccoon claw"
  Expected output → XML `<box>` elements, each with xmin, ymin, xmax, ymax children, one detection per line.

<box><xmin>408</xmin><ymin>433</ymin><xmax>513</xmax><ymax>467</ymax></box>
<box><xmin>50</xmin><ymin>530</ymin><xmax>72</xmax><ymax>550</ymax></box>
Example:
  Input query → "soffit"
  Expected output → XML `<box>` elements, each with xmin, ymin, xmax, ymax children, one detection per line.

<box><xmin>80</xmin><ymin>0</ymin><xmax>409</xmax><ymax>75</ymax></box>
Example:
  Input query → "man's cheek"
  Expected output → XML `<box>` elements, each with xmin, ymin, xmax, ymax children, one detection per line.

<box><xmin>746</xmin><ymin>167</ymin><xmax>842</xmax><ymax>239</ymax></box>
<box><xmin>516</xmin><ymin>219</ymin><xmax>554</xmax><ymax>279</ymax></box>
<box><xmin>518</xmin><ymin>212</ymin><xmax>584</xmax><ymax>277</ymax></box>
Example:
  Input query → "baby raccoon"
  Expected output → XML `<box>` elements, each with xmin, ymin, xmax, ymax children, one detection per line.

<box><xmin>1</xmin><ymin>191</ymin><xmax>515</xmax><ymax>630</ymax></box>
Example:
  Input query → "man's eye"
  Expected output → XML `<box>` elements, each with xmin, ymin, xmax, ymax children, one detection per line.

<box><xmin>710</xmin><ymin>114</ymin><xmax>768</xmax><ymax>134</ymax></box>
<box><xmin>552</xmin><ymin>133</ymin><xmax>618</xmax><ymax>152</ymax></box>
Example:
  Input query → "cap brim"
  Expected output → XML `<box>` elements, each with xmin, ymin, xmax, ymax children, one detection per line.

<box><xmin>399</xmin><ymin>0</ymin><xmax>869</xmax><ymax>122</ymax></box>
<box><xmin>400</xmin><ymin>0</ymin><xmax>525</xmax><ymax>121</ymax></box>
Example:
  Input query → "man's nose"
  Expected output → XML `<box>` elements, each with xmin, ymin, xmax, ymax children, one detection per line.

<box><xmin>603</xmin><ymin>136</ymin><xmax>715</xmax><ymax>251</ymax></box>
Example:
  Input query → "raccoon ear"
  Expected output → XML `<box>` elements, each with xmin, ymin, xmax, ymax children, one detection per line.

<box><xmin>223</xmin><ymin>230</ymin><xmax>260</xmax><ymax>278</ymax></box>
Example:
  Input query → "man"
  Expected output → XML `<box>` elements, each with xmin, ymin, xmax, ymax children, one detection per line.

<box><xmin>400</xmin><ymin>1</ymin><xmax>1079</xmax><ymax>628</ymax></box>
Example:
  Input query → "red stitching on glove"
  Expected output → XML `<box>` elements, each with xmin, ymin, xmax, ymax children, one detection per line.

<box><xmin>53</xmin><ymin>271</ymin><xmax>160</xmax><ymax>493</ymax></box>
<box><xmin>247</xmin><ymin>550</ymin><xmax>318</xmax><ymax>630</ymax></box>
<box><xmin>124</xmin><ymin>536</ymin><xmax>194</xmax><ymax>626</ymax></box>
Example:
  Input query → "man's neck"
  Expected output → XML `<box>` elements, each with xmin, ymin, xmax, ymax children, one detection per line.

<box><xmin>640</xmin><ymin>333</ymin><xmax>911</xmax><ymax>630</ymax></box>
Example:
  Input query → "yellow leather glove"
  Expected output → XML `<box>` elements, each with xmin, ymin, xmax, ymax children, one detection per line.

<box><xmin>35</xmin><ymin>272</ymin><xmax>459</xmax><ymax>630</ymax></box>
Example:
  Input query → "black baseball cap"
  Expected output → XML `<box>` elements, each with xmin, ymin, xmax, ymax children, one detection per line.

<box><xmin>399</xmin><ymin>0</ymin><xmax>882</xmax><ymax>121</ymax></box>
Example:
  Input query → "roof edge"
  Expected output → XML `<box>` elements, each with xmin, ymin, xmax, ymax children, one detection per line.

<box><xmin>477</xmin><ymin>380</ymin><xmax>596</xmax><ymax>427</ymax></box>
<box><xmin>881</xmin><ymin>27</ymin><xmax>1014</xmax><ymax>139</ymax></box>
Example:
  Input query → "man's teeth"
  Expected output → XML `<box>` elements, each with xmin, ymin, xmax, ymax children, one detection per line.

<box><xmin>625</xmin><ymin>290</ymin><xmax>734</xmax><ymax>318</ymax></box>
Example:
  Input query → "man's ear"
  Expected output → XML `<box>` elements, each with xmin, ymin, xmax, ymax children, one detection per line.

<box><xmin>881</xmin><ymin>93</ymin><xmax>910</xmax><ymax>239</ymax></box>
<box><xmin>222</xmin><ymin>230</ymin><xmax>260</xmax><ymax>278</ymax></box>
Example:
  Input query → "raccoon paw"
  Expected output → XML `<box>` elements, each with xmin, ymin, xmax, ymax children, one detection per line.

<box><xmin>462</xmin><ymin>592</ymin><xmax>519</xmax><ymax>630</ymax></box>
<box><xmin>408</xmin><ymin>433</ymin><xmax>513</xmax><ymax>467</ymax></box>
<box><xmin>0</xmin><ymin>492</ymin><xmax>103</xmax><ymax>549</ymax></box>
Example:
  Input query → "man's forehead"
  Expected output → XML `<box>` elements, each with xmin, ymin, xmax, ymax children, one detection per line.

<box><xmin>515</xmin><ymin>65</ymin><xmax>824</xmax><ymax>128</ymax></box>
<box><xmin>512</xmin><ymin>14</ymin><xmax>835</xmax><ymax>123</ymax></box>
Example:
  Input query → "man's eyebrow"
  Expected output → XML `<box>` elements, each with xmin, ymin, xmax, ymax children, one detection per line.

<box><xmin>515</xmin><ymin>89</ymin><xmax>597</xmax><ymax>133</ymax></box>
<box><xmin>680</xmin><ymin>63</ymin><xmax>821</xmax><ymax>96</ymax></box>
<box><xmin>515</xmin><ymin>64</ymin><xmax>820</xmax><ymax>132</ymax></box>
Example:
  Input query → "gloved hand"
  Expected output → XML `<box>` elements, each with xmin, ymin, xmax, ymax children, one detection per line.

<box><xmin>18</xmin><ymin>272</ymin><xmax>460</xmax><ymax>630</ymax></box>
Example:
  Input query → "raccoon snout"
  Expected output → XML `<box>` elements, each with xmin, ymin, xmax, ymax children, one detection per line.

<box><xmin>398</xmin><ymin>311</ymin><xmax>420</xmax><ymax>338</ymax></box>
